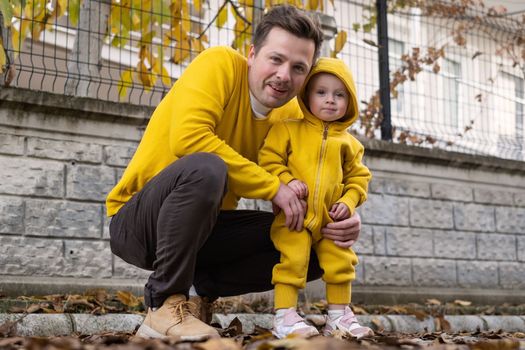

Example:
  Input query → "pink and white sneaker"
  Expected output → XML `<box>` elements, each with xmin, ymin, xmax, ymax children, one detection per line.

<box><xmin>272</xmin><ymin>307</ymin><xmax>319</xmax><ymax>339</ymax></box>
<box><xmin>324</xmin><ymin>306</ymin><xmax>374</xmax><ymax>338</ymax></box>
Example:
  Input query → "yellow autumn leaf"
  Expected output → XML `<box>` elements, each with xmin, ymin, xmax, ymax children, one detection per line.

<box><xmin>11</xmin><ymin>27</ymin><xmax>20</xmax><ymax>57</ymax></box>
<box><xmin>172</xmin><ymin>38</ymin><xmax>190</xmax><ymax>64</ymax></box>
<box><xmin>333</xmin><ymin>30</ymin><xmax>347</xmax><ymax>56</ymax></box>
<box><xmin>0</xmin><ymin>42</ymin><xmax>6</xmax><ymax>72</ymax></box>
<box><xmin>216</xmin><ymin>3</ymin><xmax>229</xmax><ymax>29</ymax></box>
<box><xmin>116</xmin><ymin>290</ymin><xmax>141</xmax><ymax>307</ymax></box>
<box><xmin>194</xmin><ymin>0</ymin><xmax>202</xmax><ymax>12</ymax></box>
<box><xmin>161</xmin><ymin>66</ymin><xmax>171</xmax><ymax>86</ymax></box>
<box><xmin>118</xmin><ymin>68</ymin><xmax>134</xmax><ymax>99</ymax></box>
<box><xmin>191</xmin><ymin>37</ymin><xmax>205</xmax><ymax>54</ymax></box>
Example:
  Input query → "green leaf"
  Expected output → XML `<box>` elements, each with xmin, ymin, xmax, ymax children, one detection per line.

<box><xmin>0</xmin><ymin>0</ymin><xmax>14</xmax><ymax>26</ymax></box>
<box><xmin>66</xmin><ymin>0</ymin><xmax>80</xmax><ymax>25</ymax></box>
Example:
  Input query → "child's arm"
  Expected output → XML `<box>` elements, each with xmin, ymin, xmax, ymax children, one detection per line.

<box><xmin>333</xmin><ymin>136</ymin><xmax>372</xmax><ymax>217</ymax></box>
<box><xmin>258</xmin><ymin>122</ymin><xmax>296</xmax><ymax>186</ymax></box>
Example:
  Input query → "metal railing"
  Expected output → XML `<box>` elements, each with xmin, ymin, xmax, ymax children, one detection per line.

<box><xmin>1</xmin><ymin>0</ymin><xmax>523</xmax><ymax>161</ymax></box>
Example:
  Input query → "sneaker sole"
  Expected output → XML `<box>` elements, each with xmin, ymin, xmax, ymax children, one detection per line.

<box><xmin>136</xmin><ymin>323</ymin><xmax>214</xmax><ymax>341</ymax></box>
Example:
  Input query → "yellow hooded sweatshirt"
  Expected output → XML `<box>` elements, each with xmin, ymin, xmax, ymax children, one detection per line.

<box><xmin>259</xmin><ymin>58</ymin><xmax>371</xmax><ymax>308</ymax></box>
<box><xmin>106</xmin><ymin>46</ymin><xmax>302</xmax><ymax>217</ymax></box>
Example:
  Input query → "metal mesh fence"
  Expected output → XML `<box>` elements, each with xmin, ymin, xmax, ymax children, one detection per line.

<box><xmin>1</xmin><ymin>0</ymin><xmax>524</xmax><ymax>161</ymax></box>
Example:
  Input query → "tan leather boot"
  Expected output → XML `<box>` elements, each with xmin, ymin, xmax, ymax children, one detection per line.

<box><xmin>188</xmin><ymin>295</ymin><xmax>213</xmax><ymax>324</ymax></box>
<box><xmin>135</xmin><ymin>294</ymin><xmax>220</xmax><ymax>341</ymax></box>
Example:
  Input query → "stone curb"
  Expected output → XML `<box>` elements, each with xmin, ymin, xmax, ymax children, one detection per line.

<box><xmin>1</xmin><ymin>313</ymin><xmax>524</xmax><ymax>337</ymax></box>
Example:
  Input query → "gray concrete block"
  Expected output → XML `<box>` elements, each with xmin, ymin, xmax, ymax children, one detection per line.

<box><xmin>409</xmin><ymin>198</ymin><xmax>453</xmax><ymax>229</ymax></box>
<box><xmin>453</xmin><ymin>203</ymin><xmax>495</xmax><ymax>232</ymax></box>
<box><xmin>0</xmin><ymin>134</ymin><xmax>24</xmax><ymax>155</ymax></box>
<box><xmin>25</xmin><ymin>199</ymin><xmax>101</xmax><ymax>238</ymax></box>
<box><xmin>515</xmin><ymin>192</ymin><xmax>525</xmax><ymax>207</ymax></box>
<box><xmin>66</xmin><ymin>164</ymin><xmax>115</xmax><ymax>201</ymax></box>
<box><xmin>27</xmin><ymin>138</ymin><xmax>103</xmax><ymax>163</ymax></box>
<box><xmin>444</xmin><ymin>315</ymin><xmax>484</xmax><ymax>332</ymax></box>
<box><xmin>370</xmin><ymin>178</ymin><xmax>430</xmax><ymax>198</ymax></box>
<box><xmin>474</xmin><ymin>188</ymin><xmax>515</xmax><ymax>206</ymax></box>
<box><xmin>352</xmin><ymin>224</ymin><xmax>374</xmax><ymax>255</ymax></box>
<box><xmin>434</xmin><ymin>230</ymin><xmax>476</xmax><ymax>259</ymax></box>
<box><xmin>412</xmin><ymin>258</ymin><xmax>457</xmax><ymax>287</ymax></box>
<box><xmin>0</xmin><ymin>157</ymin><xmax>64</xmax><ymax>197</ymax></box>
<box><xmin>363</xmin><ymin>256</ymin><xmax>412</xmax><ymax>286</ymax></box>
<box><xmin>457</xmin><ymin>260</ymin><xmax>498</xmax><ymax>288</ymax></box>
<box><xmin>519</xmin><ymin>237</ymin><xmax>525</xmax><ymax>262</ymax></box>
<box><xmin>360</xmin><ymin>194</ymin><xmax>409</xmax><ymax>226</ymax></box>
<box><xmin>104</xmin><ymin>145</ymin><xmax>137</xmax><ymax>167</ymax></box>
<box><xmin>477</xmin><ymin>233</ymin><xmax>516</xmax><ymax>261</ymax></box>
<box><xmin>431</xmin><ymin>183</ymin><xmax>473</xmax><ymax>202</ymax></box>
<box><xmin>0</xmin><ymin>197</ymin><xmax>24</xmax><ymax>234</ymax></box>
<box><xmin>354</xmin><ymin>259</ymin><xmax>364</xmax><ymax>286</ymax></box>
<box><xmin>0</xmin><ymin>314</ymin><xmax>73</xmax><ymax>336</ymax></box>
<box><xmin>212</xmin><ymin>313</ymin><xmax>274</xmax><ymax>333</ymax></box>
<box><xmin>63</xmin><ymin>240</ymin><xmax>112</xmax><ymax>278</ymax></box>
<box><xmin>72</xmin><ymin>314</ymin><xmax>143</xmax><ymax>334</ymax></box>
<box><xmin>495</xmin><ymin>207</ymin><xmax>525</xmax><ymax>234</ymax></box>
<box><xmin>385</xmin><ymin>315</ymin><xmax>435</xmax><ymax>332</ymax></box>
<box><xmin>480</xmin><ymin>315</ymin><xmax>525</xmax><ymax>332</ymax></box>
<box><xmin>499</xmin><ymin>262</ymin><xmax>525</xmax><ymax>289</ymax></box>
<box><xmin>103</xmin><ymin>212</ymin><xmax>111</xmax><ymax>239</ymax></box>
<box><xmin>385</xmin><ymin>227</ymin><xmax>433</xmax><ymax>257</ymax></box>
<box><xmin>372</xmin><ymin>226</ymin><xmax>387</xmax><ymax>255</ymax></box>
<box><xmin>0</xmin><ymin>236</ymin><xmax>64</xmax><ymax>275</ymax></box>
<box><xmin>113</xmin><ymin>255</ymin><xmax>151</xmax><ymax>280</ymax></box>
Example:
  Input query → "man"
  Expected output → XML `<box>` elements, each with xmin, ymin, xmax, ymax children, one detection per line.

<box><xmin>106</xmin><ymin>5</ymin><xmax>362</xmax><ymax>340</ymax></box>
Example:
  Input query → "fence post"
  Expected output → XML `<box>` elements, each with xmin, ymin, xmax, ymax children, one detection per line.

<box><xmin>65</xmin><ymin>0</ymin><xmax>111</xmax><ymax>98</ymax></box>
<box><xmin>376</xmin><ymin>0</ymin><xmax>392</xmax><ymax>141</ymax></box>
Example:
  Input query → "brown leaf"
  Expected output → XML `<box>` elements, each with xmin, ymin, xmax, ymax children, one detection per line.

<box><xmin>363</xmin><ymin>39</ymin><xmax>379</xmax><ymax>48</ymax></box>
<box><xmin>454</xmin><ymin>299</ymin><xmax>472</xmax><ymax>307</ymax></box>
<box><xmin>116</xmin><ymin>291</ymin><xmax>141</xmax><ymax>308</ymax></box>
<box><xmin>26</xmin><ymin>303</ymin><xmax>43</xmax><ymax>313</ymax></box>
<box><xmin>426</xmin><ymin>299</ymin><xmax>442</xmax><ymax>306</ymax></box>
<box><xmin>371</xmin><ymin>317</ymin><xmax>384</xmax><ymax>331</ymax></box>
<box><xmin>195</xmin><ymin>338</ymin><xmax>242</xmax><ymax>350</ymax></box>
<box><xmin>351</xmin><ymin>305</ymin><xmax>368</xmax><ymax>315</ymax></box>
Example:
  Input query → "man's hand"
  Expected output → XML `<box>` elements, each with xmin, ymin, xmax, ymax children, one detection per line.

<box><xmin>288</xmin><ymin>179</ymin><xmax>308</xmax><ymax>199</ymax></box>
<box><xmin>329</xmin><ymin>202</ymin><xmax>349</xmax><ymax>221</ymax></box>
<box><xmin>272</xmin><ymin>183</ymin><xmax>305</xmax><ymax>231</ymax></box>
<box><xmin>321</xmin><ymin>211</ymin><xmax>361</xmax><ymax>248</ymax></box>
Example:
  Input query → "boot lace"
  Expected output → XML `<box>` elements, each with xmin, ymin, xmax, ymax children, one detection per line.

<box><xmin>168</xmin><ymin>300</ymin><xmax>198</xmax><ymax>324</ymax></box>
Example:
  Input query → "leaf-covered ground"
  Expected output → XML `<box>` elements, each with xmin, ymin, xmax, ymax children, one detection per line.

<box><xmin>1</xmin><ymin>291</ymin><xmax>525</xmax><ymax>349</ymax></box>
<box><xmin>2</xmin><ymin>290</ymin><xmax>525</xmax><ymax>318</ymax></box>
<box><xmin>0</xmin><ymin>326</ymin><xmax>524</xmax><ymax>350</ymax></box>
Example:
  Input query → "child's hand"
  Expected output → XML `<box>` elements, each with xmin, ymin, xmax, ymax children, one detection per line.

<box><xmin>288</xmin><ymin>179</ymin><xmax>308</xmax><ymax>199</ymax></box>
<box><xmin>329</xmin><ymin>203</ymin><xmax>350</xmax><ymax>221</ymax></box>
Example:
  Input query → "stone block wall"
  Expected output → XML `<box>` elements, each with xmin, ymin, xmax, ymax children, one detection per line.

<box><xmin>1</xmin><ymin>87</ymin><xmax>524</xmax><ymax>304</ymax></box>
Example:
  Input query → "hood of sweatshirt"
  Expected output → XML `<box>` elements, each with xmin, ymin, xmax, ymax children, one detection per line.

<box><xmin>298</xmin><ymin>57</ymin><xmax>359</xmax><ymax>131</ymax></box>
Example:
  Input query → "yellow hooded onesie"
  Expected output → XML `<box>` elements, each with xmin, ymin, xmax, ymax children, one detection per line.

<box><xmin>259</xmin><ymin>58</ymin><xmax>372</xmax><ymax>308</ymax></box>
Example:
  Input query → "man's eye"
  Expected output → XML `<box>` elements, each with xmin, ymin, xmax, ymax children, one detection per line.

<box><xmin>294</xmin><ymin>66</ymin><xmax>306</xmax><ymax>74</ymax></box>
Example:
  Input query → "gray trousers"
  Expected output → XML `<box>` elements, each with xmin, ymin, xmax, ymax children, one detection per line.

<box><xmin>109</xmin><ymin>153</ymin><xmax>322</xmax><ymax>308</ymax></box>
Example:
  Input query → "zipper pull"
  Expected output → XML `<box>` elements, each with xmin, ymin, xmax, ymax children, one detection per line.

<box><xmin>323</xmin><ymin>123</ymin><xmax>329</xmax><ymax>139</ymax></box>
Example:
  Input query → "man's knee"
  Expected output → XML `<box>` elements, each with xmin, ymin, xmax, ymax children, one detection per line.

<box><xmin>178</xmin><ymin>153</ymin><xmax>228</xmax><ymax>202</ymax></box>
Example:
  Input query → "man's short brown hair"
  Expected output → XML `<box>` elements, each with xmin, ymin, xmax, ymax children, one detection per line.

<box><xmin>253</xmin><ymin>5</ymin><xmax>324</xmax><ymax>64</ymax></box>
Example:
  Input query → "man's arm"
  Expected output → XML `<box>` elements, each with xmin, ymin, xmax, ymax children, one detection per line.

<box><xmin>167</xmin><ymin>47</ymin><xmax>281</xmax><ymax>202</ymax></box>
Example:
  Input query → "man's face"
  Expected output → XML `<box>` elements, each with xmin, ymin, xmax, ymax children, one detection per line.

<box><xmin>247</xmin><ymin>27</ymin><xmax>316</xmax><ymax>109</ymax></box>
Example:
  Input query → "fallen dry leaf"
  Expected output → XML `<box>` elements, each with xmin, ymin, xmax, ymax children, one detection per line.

<box><xmin>454</xmin><ymin>300</ymin><xmax>472</xmax><ymax>307</ymax></box>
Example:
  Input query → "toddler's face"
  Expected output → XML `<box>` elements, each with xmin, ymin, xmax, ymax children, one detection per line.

<box><xmin>307</xmin><ymin>73</ymin><xmax>349</xmax><ymax>122</ymax></box>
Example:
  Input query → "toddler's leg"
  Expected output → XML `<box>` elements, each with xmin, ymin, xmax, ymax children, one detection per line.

<box><xmin>271</xmin><ymin>217</ymin><xmax>318</xmax><ymax>338</ymax></box>
<box><xmin>314</xmin><ymin>239</ymin><xmax>373</xmax><ymax>338</ymax></box>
